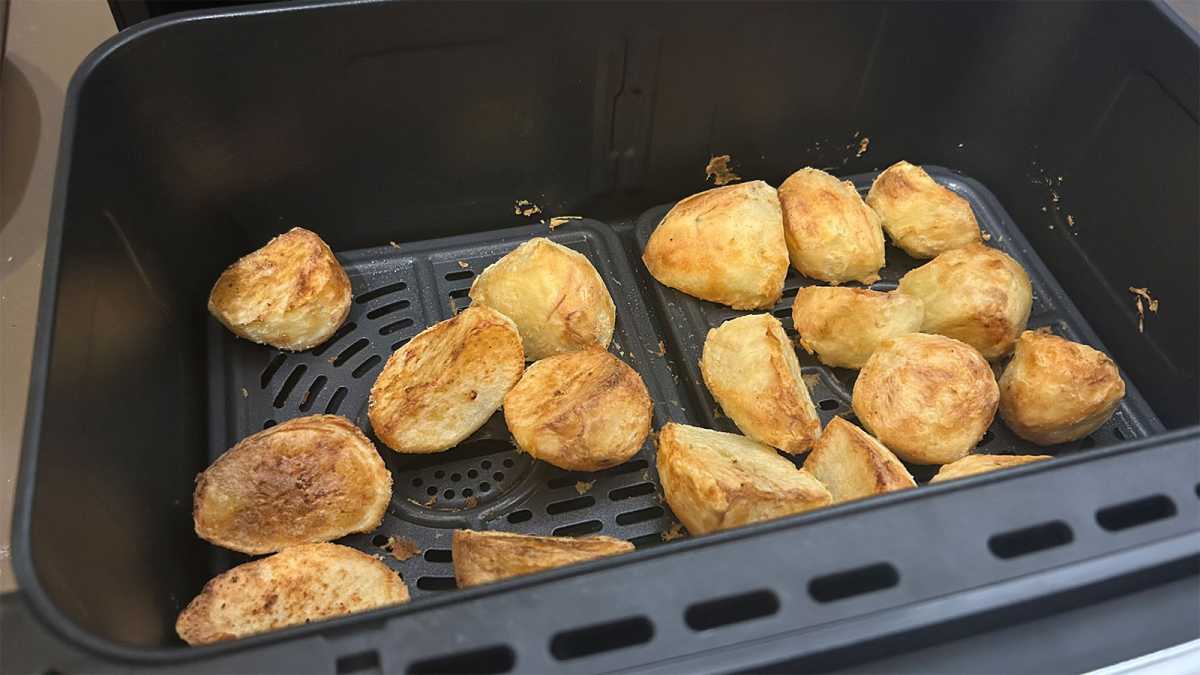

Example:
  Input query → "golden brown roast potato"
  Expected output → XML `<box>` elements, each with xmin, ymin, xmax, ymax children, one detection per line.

<box><xmin>176</xmin><ymin>544</ymin><xmax>409</xmax><ymax>645</ymax></box>
<box><xmin>865</xmin><ymin>160</ymin><xmax>982</xmax><ymax>259</ymax></box>
<box><xmin>194</xmin><ymin>415</ymin><xmax>391</xmax><ymax>555</ymax></box>
<box><xmin>452</xmin><ymin>530</ymin><xmax>634</xmax><ymax>588</ymax></box>
<box><xmin>999</xmin><ymin>330</ymin><xmax>1126</xmax><ymax>445</ymax></box>
<box><xmin>700</xmin><ymin>314</ymin><xmax>820</xmax><ymax>453</ymax></box>
<box><xmin>642</xmin><ymin>181</ymin><xmax>788</xmax><ymax>309</ymax></box>
<box><xmin>897</xmin><ymin>243</ymin><xmax>1032</xmax><ymax>359</ymax></box>
<box><xmin>369</xmin><ymin>305</ymin><xmax>524</xmax><ymax>453</ymax></box>
<box><xmin>208</xmin><ymin>228</ymin><xmax>352</xmax><ymax>351</ymax></box>
<box><xmin>656</xmin><ymin>423</ymin><xmax>831</xmax><ymax>535</ymax></box>
<box><xmin>778</xmin><ymin>167</ymin><xmax>886</xmax><ymax>284</ymax></box>
<box><xmin>468</xmin><ymin>237</ymin><xmax>615</xmax><ymax>361</ymax></box>
<box><xmin>803</xmin><ymin>417</ymin><xmax>915</xmax><ymax>502</ymax></box>
<box><xmin>791</xmin><ymin>287</ymin><xmax>924</xmax><ymax>369</ymax></box>
<box><xmin>930</xmin><ymin>454</ymin><xmax>1052</xmax><ymax>483</ymax></box>
<box><xmin>504</xmin><ymin>348</ymin><xmax>652</xmax><ymax>471</ymax></box>
<box><xmin>852</xmin><ymin>333</ymin><xmax>999</xmax><ymax>465</ymax></box>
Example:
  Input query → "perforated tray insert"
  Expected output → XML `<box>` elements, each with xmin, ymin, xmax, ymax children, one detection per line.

<box><xmin>633</xmin><ymin>167</ymin><xmax>1164</xmax><ymax>483</ymax></box>
<box><xmin>207</xmin><ymin>221</ymin><xmax>681</xmax><ymax>596</ymax></box>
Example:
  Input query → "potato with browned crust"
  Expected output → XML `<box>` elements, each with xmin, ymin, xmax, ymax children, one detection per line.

<box><xmin>700</xmin><ymin>314</ymin><xmax>820</xmax><ymax>454</ymax></box>
<box><xmin>803</xmin><ymin>417</ymin><xmax>915</xmax><ymax>503</ymax></box>
<box><xmin>194</xmin><ymin>415</ymin><xmax>391</xmax><ymax>555</ymax></box>
<box><xmin>865</xmin><ymin>161</ymin><xmax>982</xmax><ymax>259</ymax></box>
<box><xmin>468</xmin><ymin>237</ymin><xmax>615</xmax><ymax>361</ymax></box>
<box><xmin>852</xmin><ymin>333</ymin><xmax>999</xmax><ymax>465</ymax></box>
<box><xmin>930</xmin><ymin>454</ymin><xmax>1052</xmax><ymax>483</ymax></box>
<box><xmin>999</xmin><ymin>330</ymin><xmax>1125</xmax><ymax>445</ymax></box>
<box><xmin>452</xmin><ymin>530</ymin><xmax>633</xmax><ymax>588</ymax></box>
<box><xmin>779</xmin><ymin>167</ymin><xmax>886</xmax><ymax>284</ymax></box>
<box><xmin>176</xmin><ymin>543</ymin><xmax>409</xmax><ymax>645</ymax></box>
<box><xmin>208</xmin><ymin>228</ymin><xmax>351</xmax><ymax>351</ymax></box>
<box><xmin>504</xmin><ymin>348</ymin><xmax>651</xmax><ymax>471</ymax></box>
<box><xmin>642</xmin><ymin>181</ymin><xmax>788</xmax><ymax>310</ymax></box>
<box><xmin>898</xmin><ymin>243</ymin><xmax>1032</xmax><ymax>359</ymax></box>
<box><xmin>369</xmin><ymin>305</ymin><xmax>524</xmax><ymax>453</ymax></box>
<box><xmin>656</xmin><ymin>423</ymin><xmax>831</xmax><ymax>535</ymax></box>
<box><xmin>791</xmin><ymin>287</ymin><xmax>924</xmax><ymax>369</ymax></box>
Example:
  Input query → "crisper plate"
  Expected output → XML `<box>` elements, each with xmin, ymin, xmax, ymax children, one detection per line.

<box><xmin>633</xmin><ymin>167</ymin><xmax>1164</xmax><ymax>482</ymax></box>
<box><xmin>206</xmin><ymin>220</ymin><xmax>684</xmax><ymax>595</ymax></box>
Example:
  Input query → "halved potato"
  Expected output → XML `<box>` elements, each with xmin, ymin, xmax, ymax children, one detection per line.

<box><xmin>468</xmin><ymin>237</ymin><xmax>615</xmax><ymax>361</ymax></box>
<box><xmin>999</xmin><ymin>330</ymin><xmax>1125</xmax><ymax>445</ymax></box>
<box><xmin>194</xmin><ymin>415</ymin><xmax>391</xmax><ymax>555</ymax></box>
<box><xmin>779</xmin><ymin>167</ymin><xmax>885</xmax><ymax>284</ymax></box>
<box><xmin>803</xmin><ymin>417</ymin><xmax>915</xmax><ymax>502</ymax></box>
<box><xmin>208</xmin><ymin>228</ymin><xmax>351</xmax><ymax>351</ymax></box>
<box><xmin>369</xmin><ymin>305</ymin><xmax>524</xmax><ymax>453</ymax></box>
<box><xmin>504</xmin><ymin>348</ymin><xmax>652</xmax><ymax>471</ymax></box>
<box><xmin>700</xmin><ymin>314</ymin><xmax>820</xmax><ymax>453</ymax></box>
<box><xmin>865</xmin><ymin>161</ymin><xmax>982</xmax><ymax>259</ymax></box>
<box><xmin>452</xmin><ymin>530</ymin><xmax>633</xmax><ymax>588</ymax></box>
<box><xmin>642</xmin><ymin>181</ymin><xmax>788</xmax><ymax>309</ymax></box>
<box><xmin>656</xmin><ymin>423</ymin><xmax>831</xmax><ymax>535</ymax></box>
<box><xmin>852</xmin><ymin>333</ymin><xmax>999</xmax><ymax>465</ymax></box>
<box><xmin>897</xmin><ymin>243</ymin><xmax>1033</xmax><ymax>359</ymax></box>
<box><xmin>791</xmin><ymin>287</ymin><xmax>924</xmax><ymax>369</ymax></box>
<box><xmin>176</xmin><ymin>543</ymin><xmax>409</xmax><ymax>645</ymax></box>
<box><xmin>930</xmin><ymin>454</ymin><xmax>1052</xmax><ymax>483</ymax></box>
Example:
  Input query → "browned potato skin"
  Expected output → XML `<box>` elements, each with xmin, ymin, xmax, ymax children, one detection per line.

<box><xmin>208</xmin><ymin>228</ymin><xmax>351</xmax><ymax>351</ymax></box>
<box><xmin>452</xmin><ymin>530</ymin><xmax>633</xmax><ymax>588</ymax></box>
<box><xmin>791</xmin><ymin>287</ymin><xmax>925</xmax><ymax>369</ymax></box>
<box><xmin>369</xmin><ymin>305</ymin><xmax>524</xmax><ymax>453</ymax></box>
<box><xmin>468</xmin><ymin>238</ymin><xmax>615</xmax><ymax>361</ymax></box>
<box><xmin>930</xmin><ymin>454</ymin><xmax>1052</xmax><ymax>483</ymax></box>
<box><xmin>176</xmin><ymin>543</ymin><xmax>409</xmax><ymax>645</ymax></box>
<box><xmin>852</xmin><ymin>333</ymin><xmax>999</xmax><ymax>465</ymax></box>
<box><xmin>866</xmin><ymin>161</ymin><xmax>982</xmax><ymax>259</ymax></box>
<box><xmin>504</xmin><ymin>348</ymin><xmax>652</xmax><ymax>471</ymax></box>
<box><xmin>999</xmin><ymin>330</ymin><xmax>1126</xmax><ymax>445</ymax></box>
<box><xmin>898</xmin><ymin>243</ymin><xmax>1033</xmax><ymax>359</ymax></box>
<box><xmin>700</xmin><ymin>314</ymin><xmax>820</xmax><ymax>453</ymax></box>
<box><xmin>656</xmin><ymin>423</ymin><xmax>831</xmax><ymax>535</ymax></box>
<box><xmin>193</xmin><ymin>415</ymin><xmax>391</xmax><ymax>555</ymax></box>
<box><xmin>642</xmin><ymin>181</ymin><xmax>788</xmax><ymax>310</ymax></box>
<box><xmin>803</xmin><ymin>417</ymin><xmax>915</xmax><ymax>503</ymax></box>
<box><xmin>779</xmin><ymin>168</ymin><xmax>886</xmax><ymax>284</ymax></box>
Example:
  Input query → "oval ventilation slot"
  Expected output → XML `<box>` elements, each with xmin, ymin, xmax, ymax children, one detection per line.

<box><xmin>616</xmin><ymin>506</ymin><xmax>663</xmax><ymax>526</ymax></box>
<box><xmin>380</xmin><ymin>318</ymin><xmax>414</xmax><ymax>335</ymax></box>
<box><xmin>311</xmin><ymin>322</ymin><xmax>357</xmax><ymax>356</ymax></box>
<box><xmin>547</xmin><ymin>496</ymin><xmax>596</xmax><ymax>515</ymax></box>
<box><xmin>260</xmin><ymin>352</ymin><xmax>287</xmax><ymax>389</ymax></box>
<box><xmin>609</xmin><ymin>483</ymin><xmax>656</xmax><ymax>501</ymax></box>
<box><xmin>988</xmin><ymin>521</ymin><xmax>1073</xmax><ymax>559</ymax></box>
<box><xmin>809</xmin><ymin>563</ymin><xmax>899</xmax><ymax>603</ymax></box>
<box><xmin>333</xmin><ymin>338</ymin><xmax>370</xmax><ymax>367</ymax></box>
<box><xmin>325</xmin><ymin>387</ymin><xmax>349</xmax><ymax>414</ymax></box>
<box><xmin>549</xmin><ymin>616</ymin><xmax>653</xmax><ymax>661</ymax></box>
<box><xmin>507</xmin><ymin>510</ymin><xmax>532</xmax><ymax>524</ymax></box>
<box><xmin>416</xmin><ymin>576</ymin><xmax>457</xmax><ymax>591</ymax></box>
<box><xmin>299</xmin><ymin>375</ymin><xmax>327</xmax><ymax>412</ymax></box>
<box><xmin>424</xmin><ymin>549</ymin><xmax>452</xmax><ymax>563</ymax></box>
<box><xmin>352</xmin><ymin>355</ymin><xmax>382</xmax><ymax>379</ymax></box>
<box><xmin>366</xmin><ymin>300</ymin><xmax>411</xmax><ymax>320</ymax></box>
<box><xmin>445</xmin><ymin>270</ymin><xmax>475</xmax><ymax>282</ymax></box>
<box><xmin>337</xmin><ymin>650</ymin><xmax>380</xmax><ymax>675</ymax></box>
<box><xmin>1096</xmin><ymin>494</ymin><xmax>1176</xmax><ymax>532</ymax></box>
<box><xmin>273</xmin><ymin>365</ymin><xmax>308</xmax><ymax>408</ymax></box>
<box><xmin>553</xmin><ymin>520</ymin><xmax>602</xmax><ymax>537</ymax></box>
<box><xmin>408</xmin><ymin>645</ymin><xmax>514</xmax><ymax>675</ymax></box>
<box><xmin>684</xmin><ymin>589</ymin><xmax>779</xmax><ymax>631</ymax></box>
<box><xmin>357</xmin><ymin>282</ymin><xmax>407</xmax><ymax>304</ymax></box>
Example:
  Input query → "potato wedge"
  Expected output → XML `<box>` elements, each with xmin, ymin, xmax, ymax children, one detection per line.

<box><xmin>452</xmin><ymin>530</ymin><xmax>633</xmax><ymax>588</ymax></box>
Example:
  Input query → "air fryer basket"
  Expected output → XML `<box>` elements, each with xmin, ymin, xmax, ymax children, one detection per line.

<box><xmin>13</xmin><ymin>0</ymin><xmax>1198</xmax><ymax>670</ymax></box>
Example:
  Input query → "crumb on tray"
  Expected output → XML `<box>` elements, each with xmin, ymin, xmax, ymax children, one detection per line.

<box><xmin>548</xmin><ymin>215</ymin><xmax>583</xmax><ymax>230</ymax></box>
<box><xmin>660</xmin><ymin>522</ymin><xmax>686</xmax><ymax>541</ymax></box>
<box><xmin>575</xmin><ymin>480</ymin><xmax>594</xmax><ymax>495</ymax></box>
<box><xmin>514</xmin><ymin>199</ymin><xmax>542</xmax><ymax>218</ymax></box>
<box><xmin>1128</xmin><ymin>287</ymin><xmax>1159</xmax><ymax>333</ymax></box>
<box><xmin>705</xmin><ymin>154</ymin><xmax>740</xmax><ymax>186</ymax></box>
<box><xmin>457</xmin><ymin>260</ymin><xmax>470</xmax><ymax>269</ymax></box>
<box><xmin>385</xmin><ymin>536</ymin><xmax>421</xmax><ymax>562</ymax></box>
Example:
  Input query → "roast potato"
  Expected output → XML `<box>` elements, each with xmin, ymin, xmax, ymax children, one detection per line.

<box><xmin>656</xmin><ymin>423</ymin><xmax>831</xmax><ymax>535</ymax></box>
<box><xmin>176</xmin><ymin>543</ymin><xmax>409</xmax><ymax>645</ymax></box>
<box><xmin>452</xmin><ymin>529</ymin><xmax>633</xmax><ymax>588</ymax></box>
<box><xmin>468</xmin><ymin>237</ymin><xmax>615</xmax><ymax>361</ymax></box>
<box><xmin>369</xmin><ymin>305</ymin><xmax>524</xmax><ymax>453</ymax></box>
<box><xmin>504</xmin><ymin>348</ymin><xmax>652</xmax><ymax>471</ymax></box>
<box><xmin>999</xmin><ymin>330</ymin><xmax>1126</xmax><ymax>445</ymax></box>
<box><xmin>791</xmin><ymin>287</ymin><xmax>924</xmax><ymax>369</ymax></box>
<box><xmin>865</xmin><ymin>160</ymin><xmax>982</xmax><ymax>258</ymax></box>
<box><xmin>642</xmin><ymin>181</ymin><xmax>788</xmax><ymax>309</ymax></box>
<box><xmin>897</xmin><ymin>243</ymin><xmax>1032</xmax><ymax>359</ymax></box>
<box><xmin>852</xmin><ymin>333</ymin><xmax>999</xmax><ymax>465</ymax></box>
<box><xmin>778</xmin><ymin>167</ymin><xmax>885</xmax><ymax>284</ymax></box>
<box><xmin>803</xmin><ymin>416</ymin><xmax>915</xmax><ymax>502</ymax></box>
<box><xmin>700</xmin><ymin>314</ymin><xmax>820</xmax><ymax>453</ymax></box>
<box><xmin>208</xmin><ymin>228</ymin><xmax>352</xmax><ymax>351</ymax></box>
<box><xmin>194</xmin><ymin>415</ymin><xmax>391</xmax><ymax>555</ymax></box>
<box><xmin>930</xmin><ymin>454</ymin><xmax>1052</xmax><ymax>483</ymax></box>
